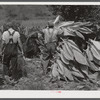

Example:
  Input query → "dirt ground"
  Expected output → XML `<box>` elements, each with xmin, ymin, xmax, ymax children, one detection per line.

<box><xmin>0</xmin><ymin>57</ymin><xmax>100</xmax><ymax>90</ymax></box>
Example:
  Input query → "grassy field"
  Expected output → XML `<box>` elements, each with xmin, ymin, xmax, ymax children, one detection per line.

<box><xmin>0</xmin><ymin>5</ymin><xmax>54</xmax><ymax>28</ymax></box>
<box><xmin>0</xmin><ymin>57</ymin><xmax>99</xmax><ymax>90</ymax></box>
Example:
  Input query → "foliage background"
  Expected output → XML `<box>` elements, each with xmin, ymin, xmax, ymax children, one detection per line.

<box><xmin>48</xmin><ymin>5</ymin><xmax>100</xmax><ymax>23</ymax></box>
<box><xmin>0</xmin><ymin>5</ymin><xmax>100</xmax><ymax>27</ymax></box>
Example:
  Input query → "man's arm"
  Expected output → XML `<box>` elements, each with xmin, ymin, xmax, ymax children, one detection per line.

<box><xmin>1</xmin><ymin>32</ymin><xmax>6</xmax><ymax>55</ymax></box>
<box><xmin>17</xmin><ymin>33</ymin><xmax>24</xmax><ymax>55</ymax></box>
<box><xmin>1</xmin><ymin>40</ymin><xmax>5</xmax><ymax>55</ymax></box>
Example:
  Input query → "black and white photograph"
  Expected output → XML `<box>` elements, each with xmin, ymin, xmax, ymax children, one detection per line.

<box><xmin>0</xmin><ymin>2</ymin><xmax>100</xmax><ymax>92</ymax></box>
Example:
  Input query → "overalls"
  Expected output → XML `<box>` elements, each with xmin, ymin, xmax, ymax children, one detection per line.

<box><xmin>42</xmin><ymin>28</ymin><xmax>57</xmax><ymax>74</ymax></box>
<box><xmin>3</xmin><ymin>30</ymin><xmax>18</xmax><ymax>80</ymax></box>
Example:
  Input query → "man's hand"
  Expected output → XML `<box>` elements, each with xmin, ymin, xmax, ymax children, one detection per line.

<box><xmin>0</xmin><ymin>51</ymin><xmax>3</xmax><ymax>56</ymax></box>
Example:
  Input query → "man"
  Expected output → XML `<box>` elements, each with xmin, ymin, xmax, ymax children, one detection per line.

<box><xmin>24</xmin><ymin>31</ymin><xmax>40</xmax><ymax>58</ymax></box>
<box><xmin>41</xmin><ymin>21</ymin><xmax>63</xmax><ymax>74</ymax></box>
<box><xmin>1</xmin><ymin>22</ymin><xmax>23</xmax><ymax>82</ymax></box>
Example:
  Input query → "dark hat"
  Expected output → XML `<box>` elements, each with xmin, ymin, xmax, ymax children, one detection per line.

<box><xmin>48</xmin><ymin>20</ymin><xmax>54</xmax><ymax>27</ymax></box>
<box><xmin>7</xmin><ymin>21</ymin><xmax>18</xmax><ymax>30</ymax></box>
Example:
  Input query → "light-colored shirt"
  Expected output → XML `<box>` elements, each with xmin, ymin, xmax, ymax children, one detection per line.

<box><xmin>42</xmin><ymin>27</ymin><xmax>63</xmax><ymax>43</ymax></box>
<box><xmin>2</xmin><ymin>28</ymin><xmax>20</xmax><ymax>44</ymax></box>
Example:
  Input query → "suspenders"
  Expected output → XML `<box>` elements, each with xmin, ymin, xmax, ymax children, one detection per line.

<box><xmin>47</xmin><ymin>28</ymin><xmax>54</xmax><ymax>43</ymax></box>
<box><xmin>8</xmin><ymin>30</ymin><xmax>15</xmax><ymax>44</ymax></box>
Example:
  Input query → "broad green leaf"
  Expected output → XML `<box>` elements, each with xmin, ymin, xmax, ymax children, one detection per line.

<box><xmin>73</xmin><ymin>49</ymin><xmax>88</xmax><ymax>66</ymax></box>
<box><xmin>75</xmin><ymin>31</ymin><xmax>85</xmax><ymax>40</ymax></box>
<box><xmin>80</xmin><ymin>65</ymin><xmax>89</xmax><ymax>77</ymax></box>
<box><xmin>64</xmin><ymin>66</ymin><xmax>74</xmax><ymax>81</ymax></box>
<box><xmin>90</xmin><ymin>39</ymin><xmax>100</xmax><ymax>51</ymax></box>
<box><xmin>87</xmin><ymin>60</ymin><xmax>99</xmax><ymax>71</ymax></box>
<box><xmin>86</xmin><ymin>46</ymin><xmax>93</xmax><ymax>61</ymax></box>
<box><xmin>52</xmin><ymin>63</ymin><xmax>59</xmax><ymax>77</ymax></box>
<box><xmin>71</xmin><ymin>71</ymin><xmax>84</xmax><ymax>79</ymax></box>
<box><xmin>57</xmin><ymin>59</ymin><xmax>65</xmax><ymax>75</ymax></box>
<box><xmin>93</xmin><ymin>56</ymin><xmax>100</xmax><ymax>65</ymax></box>
<box><xmin>62</xmin><ymin>44</ymin><xmax>74</xmax><ymax>61</ymax></box>
<box><xmin>60</xmin><ymin>51</ymin><xmax>69</xmax><ymax>65</ymax></box>
<box><xmin>62</xmin><ymin>27</ymin><xmax>75</xmax><ymax>36</ymax></box>
<box><xmin>67</xmin><ymin>40</ymin><xmax>82</xmax><ymax>53</ymax></box>
<box><xmin>57</xmin><ymin>59</ymin><xmax>73</xmax><ymax>81</ymax></box>
<box><xmin>58</xmin><ymin>21</ymin><xmax>75</xmax><ymax>28</ymax></box>
<box><xmin>78</xmin><ymin>27</ymin><xmax>92</xmax><ymax>34</ymax></box>
<box><xmin>91</xmin><ymin>45</ymin><xmax>100</xmax><ymax>60</ymax></box>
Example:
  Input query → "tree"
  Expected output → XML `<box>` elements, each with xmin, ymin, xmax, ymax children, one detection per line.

<box><xmin>48</xmin><ymin>5</ymin><xmax>100</xmax><ymax>22</ymax></box>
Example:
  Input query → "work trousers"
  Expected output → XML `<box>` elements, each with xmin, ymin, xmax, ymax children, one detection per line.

<box><xmin>3</xmin><ymin>43</ymin><xmax>18</xmax><ymax>80</ymax></box>
<box><xmin>41</xmin><ymin>42</ymin><xmax>57</xmax><ymax>74</ymax></box>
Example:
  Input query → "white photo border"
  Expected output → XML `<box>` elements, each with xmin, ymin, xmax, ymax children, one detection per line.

<box><xmin>0</xmin><ymin>1</ymin><xmax>100</xmax><ymax>99</ymax></box>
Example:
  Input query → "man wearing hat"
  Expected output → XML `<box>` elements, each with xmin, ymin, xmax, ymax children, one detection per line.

<box><xmin>41</xmin><ymin>20</ymin><xmax>63</xmax><ymax>74</ymax></box>
<box><xmin>1</xmin><ymin>22</ymin><xmax>23</xmax><ymax>82</ymax></box>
